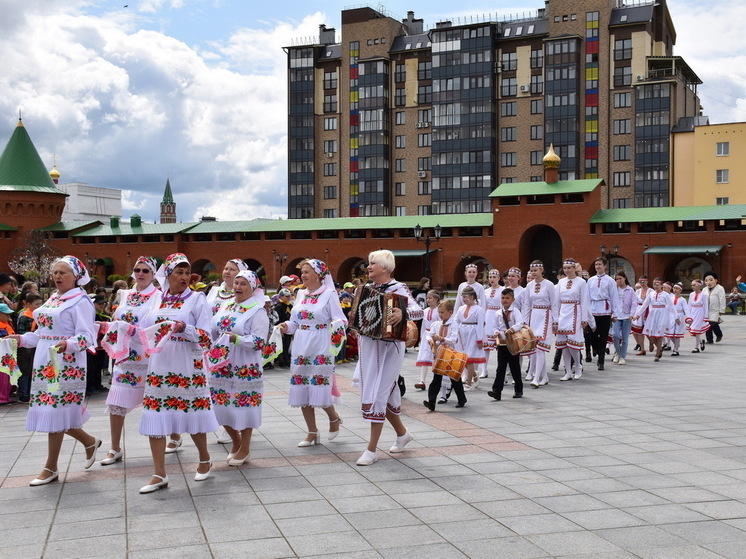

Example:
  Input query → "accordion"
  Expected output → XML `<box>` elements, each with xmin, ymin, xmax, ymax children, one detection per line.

<box><xmin>349</xmin><ymin>284</ymin><xmax>408</xmax><ymax>342</ymax></box>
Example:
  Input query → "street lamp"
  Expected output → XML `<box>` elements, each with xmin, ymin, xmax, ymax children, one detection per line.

<box><xmin>272</xmin><ymin>250</ymin><xmax>288</xmax><ymax>284</ymax></box>
<box><xmin>413</xmin><ymin>223</ymin><xmax>442</xmax><ymax>281</ymax></box>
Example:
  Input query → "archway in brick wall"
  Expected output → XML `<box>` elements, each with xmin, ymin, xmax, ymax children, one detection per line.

<box><xmin>519</xmin><ymin>225</ymin><xmax>562</xmax><ymax>281</ymax></box>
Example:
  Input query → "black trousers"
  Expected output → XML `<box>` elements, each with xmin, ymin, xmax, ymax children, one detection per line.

<box><xmin>590</xmin><ymin>315</ymin><xmax>612</xmax><ymax>364</ymax></box>
<box><xmin>491</xmin><ymin>346</ymin><xmax>523</xmax><ymax>395</ymax></box>
<box><xmin>427</xmin><ymin>373</ymin><xmax>466</xmax><ymax>405</ymax></box>
<box><xmin>706</xmin><ymin>321</ymin><xmax>722</xmax><ymax>342</ymax></box>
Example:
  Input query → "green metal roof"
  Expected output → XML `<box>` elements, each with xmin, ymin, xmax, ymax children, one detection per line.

<box><xmin>644</xmin><ymin>245</ymin><xmax>724</xmax><ymax>255</ymax></box>
<box><xmin>71</xmin><ymin>221</ymin><xmax>196</xmax><ymax>237</ymax></box>
<box><xmin>489</xmin><ymin>179</ymin><xmax>604</xmax><ymax>197</ymax></box>
<box><xmin>240</xmin><ymin>214</ymin><xmax>493</xmax><ymax>232</ymax></box>
<box><xmin>590</xmin><ymin>204</ymin><xmax>746</xmax><ymax>224</ymax></box>
<box><xmin>391</xmin><ymin>249</ymin><xmax>436</xmax><ymax>257</ymax></box>
<box><xmin>0</xmin><ymin>222</ymin><xmax>18</xmax><ymax>231</ymax></box>
<box><xmin>0</xmin><ymin>119</ymin><xmax>66</xmax><ymax>194</ymax></box>
<box><xmin>40</xmin><ymin>220</ymin><xmax>101</xmax><ymax>232</ymax></box>
<box><xmin>185</xmin><ymin>220</ymin><xmax>266</xmax><ymax>233</ymax></box>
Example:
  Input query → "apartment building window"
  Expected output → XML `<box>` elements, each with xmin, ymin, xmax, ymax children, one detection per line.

<box><xmin>324</xmin><ymin>117</ymin><xmax>337</xmax><ymax>130</ymax></box>
<box><xmin>418</xmin><ymin>157</ymin><xmax>431</xmax><ymax>171</ymax></box>
<box><xmin>716</xmin><ymin>169</ymin><xmax>729</xmax><ymax>183</ymax></box>
<box><xmin>613</xmin><ymin>198</ymin><xmax>631</xmax><ymax>209</ymax></box>
<box><xmin>323</xmin><ymin>185</ymin><xmax>337</xmax><ymax>199</ymax></box>
<box><xmin>417</xmin><ymin>85</ymin><xmax>432</xmax><ymax>104</ymax></box>
<box><xmin>530</xmin><ymin>150</ymin><xmax>543</xmax><ymax>165</ymax></box>
<box><xmin>395</xmin><ymin>64</ymin><xmax>405</xmax><ymax>83</ymax></box>
<box><xmin>395</xmin><ymin>182</ymin><xmax>406</xmax><ymax>196</ymax></box>
<box><xmin>395</xmin><ymin>135</ymin><xmax>406</xmax><ymax>148</ymax></box>
<box><xmin>530</xmin><ymin>99</ymin><xmax>543</xmax><ymax>114</ymax></box>
<box><xmin>323</xmin><ymin>163</ymin><xmax>337</xmax><ymax>176</ymax></box>
<box><xmin>530</xmin><ymin>176</ymin><xmax>543</xmax><ymax>182</ymax></box>
<box><xmin>395</xmin><ymin>88</ymin><xmax>406</xmax><ymax>106</ymax></box>
<box><xmin>418</xmin><ymin>108</ymin><xmax>432</xmax><ymax>122</ymax></box>
<box><xmin>613</xmin><ymin>145</ymin><xmax>631</xmax><ymax>161</ymax></box>
<box><xmin>501</xmin><ymin>178</ymin><xmax>515</xmax><ymax>183</ymax></box>
<box><xmin>323</xmin><ymin>140</ymin><xmax>337</xmax><ymax>153</ymax></box>
<box><xmin>614</xmin><ymin>92</ymin><xmax>632</xmax><ymax>108</ymax></box>
<box><xmin>636</xmin><ymin>111</ymin><xmax>669</xmax><ymax>126</ymax></box>
<box><xmin>530</xmin><ymin>75</ymin><xmax>543</xmax><ymax>94</ymax></box>
<box><xmin>501</xmin><ymin>101</ymin><xmax>517</xmax><ymax>116</ymax></box>
<box><xmin>501</xmin><ymin>52</ymin><xmax>517</xmax><ymax>71</ymax></box>
<box><xmin>323</xmin><ymin>94</ymin><xmax>337</xmax><ymax>113</ymax></box>
<box><xmin>501</xmin><ymin>127</ymin><xmax>517</xmax><ymax>142</ymax></box>
<box><xmin>614</xmin><ymin>39</ymin><xmax>632</xmax><ymax>60</ymax></box>
<box><xmin>323</xmin><ymin>71</ymin><xmax>337</xmax><ymax>89</ymax></box>
<box><xmin>716</xmin><ymin>197</ymin><xmax>729</xmax><ymax>205</ymax></box>
<box><xmin>323</xmin><ymin>209</ymin><xmax>336</xmax><ymax>218</ymax></box>
<box><xmin>614</xmin><ymin>66</ymin><xmax>632</xmax><ymax>87</ymax></box>
<box><xmin>418</xmin><ymin>133</ymin><xmax>431</xmax><ymax>147</ymax></box>
<box><xmin>418</xmin><ymin>61</ymin><xmax>432</xmax><ymax>80</ymax></box>
<box><xmin>395</xmin><ymin>206</ymin><xmax>406</xmax><ymax>216</ymax></box>
<box><xmin>613</xmin><ymin>171</ymin><xmax>630</xmax><ymax>186</ymax></box>
<box><xmin>501</xmin><ymin>152</ymin><xmax>517</xmax><ymax>167</ymax></box>
<box><xmin>717</xmin><ymin>142</ymin><xmax>730</xmax><ymax>156</ymax></box>
<box><xmin>501</xmin><ymin>77</ymin><xmax>517</xmax><ymax>97</ymax></box>
<box><xmin>613</xmin><ymin>119</ymin><xmax>631</xmax><ymax>134</ymax></box>
<box><xmin>395</xmin><ymin>159</ymin><xmax>406</xmax><ymax>172</ymax></box>
<box><xmin>395</xmin><ymin>111</ymin><xmax>406</xmax><ymax>125</ymax></box>
<box><xmin>530</xmin><ymin>48</ymin><xmax>543</xmax><ymax>68</ymax></box>
<box><xmin>418</xmin><ymin>181</ymin><xmax>431</xmax><ymax>195</ymax></box>
<box><xmin>530</xmin><ymin>125</ymin><xmax>543</xmax><ymax>140</ymax></box>
<box><xmin>418</xmin><ymin>205</ymin><xmax>432</xmax><ymax>215</ymax></box>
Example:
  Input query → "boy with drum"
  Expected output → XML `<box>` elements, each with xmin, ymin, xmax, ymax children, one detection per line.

<box><xmin>423</xmin><ymin>300</ymin><xmax>468</xmax><ymax>411</ymax></box>
<box><xmin>488</xmin><ymin>288</ymin><xmax>525</xmax><ymax>400</ymax></box>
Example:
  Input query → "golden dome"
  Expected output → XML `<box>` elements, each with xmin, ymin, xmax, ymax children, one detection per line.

<box><xmin>542</xmin><ymin>143</ymin><xmax>561</xmax><ymax>168</ymax></box>
<box><xmin>49</xmin><ymin>165</ymin><xmax>60</xmax><ymax>179</ymax></box>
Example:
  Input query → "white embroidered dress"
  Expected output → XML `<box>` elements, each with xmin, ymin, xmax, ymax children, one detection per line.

<box><xmin>687</xmin><ymin>291</ymin><xmax>710</xmax><ymax>335</ymax></box>
<box><xmin>415</xmin><ymin>306</ymin><xmax>438</xmax><ymax>367</ymax></box>
<box><xmin>483</xmin><ymin>286</ymin><xmax>504</xmax><ymax>350</ymax></box>
<box><xmin>454</xmin><ymin>303</ymin><xmax>486</xmax><ymax>364</ymax></box>
<box><xmin>206</xmin><ymin>283</ymin><xmax>235</xmax><ymax>316</ymax></box>
<box><xmin>520</xmin><ymin>279</ymin><xmax>559</xmax><ymax>354</ymax></box>
<box><xmin>555</xmin><ymin>276</ymin><xmax>594</xmax><ymax>351</ymax></box>
<box><xmin>638</xmin><ymin>291</ymin><xmax>676</xmax><ymax>338</ymax></box>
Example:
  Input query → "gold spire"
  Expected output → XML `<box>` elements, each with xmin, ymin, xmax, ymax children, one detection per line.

<box><xmin>542</xmin><ymin>143</ymin><xmax>561</xmax><ymax>168</ymax></box>
<box><xmin>49</xmin><ymin>154</ymin><xmax>60</xmax><ymax>181</ymax></box>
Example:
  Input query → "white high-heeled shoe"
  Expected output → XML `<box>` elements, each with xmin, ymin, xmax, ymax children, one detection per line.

<box><xmin>228</xmin><ymin>452</ymin><xmax>250</xmax><ymax>467</ymax></box>
<box><xmin>194</xmin><ymin>460</ymin><xmax>212</xmax><ymax>481</ymax></box>
<box><xmin>139</xmin><ymin>474</ymin><xmax>169</xmax><ymax>494</ymax></box>
<box><xmin>328</xmin><ymin>417</ymin><xmax>343</xmax><ymax>441</ymax></box>
<box><xmin>84</xmin><ymin>438</ymin><xmax>102</xmax><ymax>469</ymax></box>
<box><xmin>165</xmin><ymin>437</ymin><xmax>182</xmax><ymax>454</ymax></box>
<box><xmin>297</xmin><ymin>432</ymin><xmax>319</xmax><ymax>447</ymax></box>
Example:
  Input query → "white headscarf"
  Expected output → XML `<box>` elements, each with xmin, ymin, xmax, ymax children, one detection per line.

<box><xmin>307</xmin><ymin>259</ymin><xmax>335</xmax><ymax>291</ymax></box>
<box><xmin>55</xmin><ymin>255</ymin><xmax>90</xmax><ymax>287</ymax></box>
<box><xmin>130</xmin><ymin>255</ymin><xmax>158</xmax><ymax>280</ymax></box>
<box><xmin>235</xmin><ymin>270</ymin><xmax>264</xmax><ymax>305</ymax></box>
<box><xmin>154</xmin><ymin>253</ymin><xmax>189</xmax><ymax>290</ymax></box>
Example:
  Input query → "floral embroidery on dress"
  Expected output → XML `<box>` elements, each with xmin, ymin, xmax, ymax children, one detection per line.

<box><xmin>301</xmin><ymin>292</ymin><xmax>322</xmax><ymax>305</ymax></box>
<box><xmin>33</xmin><ymin>391</ymin><xmax>58</xmax><ymax>407</ymax></box>
<box><xmin>206</xmin><ymin>344</ymin><xmax>230</xmax><ymax>365</ymax></box>
<box><xmin>143</xmin><ymin>397</ymin><xmax>161</xmax><ymax>411</ymax></box>
<box><xmin>37</xmin><ymin>314</ymin><xmax>54</xmax><ymax>329</ymax></box>
<box><xmin>234</xmin><ymin>364</ymin><xmax>261</xmax><ymax>379</ymax></box>
<box><xmin>192</xmin><ymin>397</ymin><xmax>211</xmax><ymax>410</ymax></box>
<box><xmin>126</xmin><ymin>291</ymin><xmax>152</xmax><ymax>307</ymax></box>
<box><xmin>164</xmin><ymin>372</ymin><xmax>191</xmax><ymax>388</ymax></box>
<box><xmin>290</xmin><ymin>353</ymin><xmax>333</xmax><ymax>366</ymax></box>
<box><xmin>211</xmin><ymin>365</ymin><xmax>232</xmax><ymax>378</ymax></box>
<box><xmin>218</xmin><ymin>315</ymin><xmax>237</xmax><ymax>331</ymax></box>
<box><xmin>121</xmin><ymin>310</ymin><xmax>138</xmax><ymax>324</ymax></box>
<box><xmin>104</xmin><ymin>330</ymin><xmax>119</xmax><ymax>345</ymax></box>
<box><xmin>193</xmin><ymin>374</ymin><xmax>207</xmax><ymax>387</ymax></box>
<box><xmin>0</xmin><ymin>353</ymin><xmax>17</xmax><ymax>371</ymax></box>
<box><xmin>193</xmin><ymin>358</ymin><xmax>203</xmax><ymax>370</ymax></box>
<box><xmin>159</xmin><ymin>299</ymin><xmax>185</xmax><ymax>310</ymax></box>
<box><xmin>211</xmin><ymin>388</ymin><xmax>230</xmax><ymax>406</ymax></box>
<box><xmin>59</xmin><ymin>365</ymin><xmax>85</xmax><ymax>381</ymax></box>
<box><xmin>297</xmin><ymin>310</ymin><xmax>315</xmax><ymax>320</ymax></box>
<box><xmin>37</xmin><ymin>364</ymin><xmax>57</xmax><ymax>381</ymax></box>
<box><xmin>62</xmin><ymin>353</ymin><xmax>75</xmax><ymax>363</ymax></box>
<box><xmin>290</xmin><ymin>374</ymin><xmax>308</xmax><ymax>385</ymax></box>
<box><xmin>234</xmin><ymin>391</ymin><xmax>261</xmax><ymax>407</ymax></box>
<box><xmin>42</xmin><ymin>297</ymin><xmax>65</xmax><ymax>309</ymax></box>
<box><xmin>146</xmin><ymin>374</ymin><xmax>163</xmax><ymax>387</ymax></box>
<box><xmin>115</xmin><ymin>372</ymin><xmax>142</xmax><ymax>386</ymax></box>
<box><xmin>127</xmin><ymin>349</ymin><xmax>142</xmax><ymax>362</ymax></box>
<box><xmin>165</xmin><ymin>397</ymin><xmax>189</xmax><ymax>412</ymax></box>
<box><xmin>75</xmin><ymin>335</ymin><xmax>88</xmax><ymax>351</ymax></box>
<box><xmin>311</xmin><ymin>374</ymin><xmax>329</xmax><ymax>386</ymax></box>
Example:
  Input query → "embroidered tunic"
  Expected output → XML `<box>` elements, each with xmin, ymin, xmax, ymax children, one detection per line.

<box><xmin>454</xmin><ymin>281</ymin><xmax>487</xmax><ymax>313</ymax></box>
<box><xmin>139</xmin><ymin>291</ymin><xmax>219</xmax><ymax>436</ymax></box>
<box><xmin>105</xmin><ymin>284</ymin><xmax>160</xmax><ymax>410</ymax></box>
<box><xmin>631</xmin><ymin>287</ymin><xmax>651</xmax><ymax>334</ymax></box>
<box><xmin>666</xmin><ymin>295</ymin><xmax>689</xmax><ymax>338</ymax></box>
<box><xmin>20</xmin><ymin>288</ymin><xmax>95</xmax><ymax>433</ymax></box>
<box><xmin>285</xmin><ymin>286</ymin><xmax>347</xmax><ymax>408</ymax></box>
<box><xmin>206</xmin><ymin>283</ymin><xmax>235</xmax><ymax>316</ymax></box>
<box><xmin>454</xmin><ymin>303</ymin><xmax>486</xmax><ymax>364</ymax></box>
<box><xmin>638</xmin><ymin>291</ymin><xmax>677</xmax><ymax>338</ymax></box>
<box><xmin>687</xmin><ymin>291</ymin><xmax>710</xmax><ymax>335</ymax></box>
<box><xmin>209</xmin><ymin>299</ymin><xmax>268</xmax><ymax>430</ymax></box>
<box><xmin>483</xmin><ymin>286</ymin><xmax>504</xmax><ymax>350</ymax></box>
<box><xmin>519</xmin><ymin>279</ymin><xmax>559</xmax><ymax>354</ymax></box>
<box><xmin>555</xmin><ymin>276</ymin><xmax>594</xmax><ymax>351</ymax></box>
<box><xmin>415</xmin><ymin>306</ymin><xmax>439</xmax><ymax>367</ymax></box>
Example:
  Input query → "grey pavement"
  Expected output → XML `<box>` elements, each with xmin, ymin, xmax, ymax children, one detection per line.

<box><xmin>2</xmin><ymin>321</ymin><xmax>746</xmax><ymax>559</ymax></box>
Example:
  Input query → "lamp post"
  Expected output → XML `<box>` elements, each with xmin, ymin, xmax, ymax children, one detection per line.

<box><xmin>273</xmin><ymin>250</ymin><xmax>288</xmax><ymax>285</ymax></box>
<box><xmin>413</xmin><ymin>223</ymin><xmax>442</xmax><ymax>281</ymax></box>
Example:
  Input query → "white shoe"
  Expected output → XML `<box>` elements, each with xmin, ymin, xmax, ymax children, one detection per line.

<box><xmin>194</xmin><ymin>460</ymin><xmax>212</xmax><ymax>481</ymax></box>
<box><xmin>389</xmin><ymin>430</ymin><xmax>413</xmax><ymax>453</ymax></box>
<box><xmin>100</xmin><ymin>449</ymin><xmax>124</xmax><ymax>466</ymax></box>
<box><xmin>560</xmin><ymin>373</ymin><xmax>573</xmax><ymax>381</ymax></box>
<box><xmin>140</xmin><ymin>474</ymin><xmax>168</xmax><ymax>494</ymax></box>
<box><xmin>573</xmin><ymin>370</ymin><xmax>583</xmax><ymax>380</ymax></box>
<box><xmin>328</xmin><ymin>417</ymin><xmax>343</xmax><ymax>441</ymax></box>
<box><xmin>530</xmin><ymin>382</ymin><xmax>539</xmax><ymax>389</ymax></box>
<box><xmin>525</xmin><ymin>375</ymin><xmax>533</xmax><ymax>382</ymax></box>
<box><xmin>504</xmin><ymin>377</ymin><xmax>511</xmax><ymax>385</ymax></box>
<box><xmin>216</xmin><ymin>432</ymin><xmax>232</xmax><ymax>444</ymax></box>
<box><xmin>618</xmin><ymin>358</ymin><xmax>626</xmax><ymax>365</ymax></box>
<box><xmin>356</xmin><ymin>450</ymin><xmax>378</xmax><ymax>466</ymax></box>
<box><xmin>539</xmin><ymin>379</ymin><xmax>548</xmax><ymax>386</ymax></box>
<box><xmin>84</xmin><ymin>438</ymin><xmax>102</xmax><ymax>469</ymax></box>
<box><xmin>479</xmin><ymin>371</ymin><xmax>488</xmax><ymax>379</ymax></box>
<box><xmin>612</xmin><ymin>353</ymin><xmax>620</xmax><ymax>363</ymax></box>
<box><xmin>165</xmin><ymin>437</ymin><xmax>182</xmax><ymax>454</ymax></box>
<box><xmin>30</xmin><ymin>468</ymin><xmax>59</xmax><ymax>486</ymax></box>
<box><xmin>297</xmin><ymin>432</ymin><xmax>320</xmax><ymax>447</ymax></box>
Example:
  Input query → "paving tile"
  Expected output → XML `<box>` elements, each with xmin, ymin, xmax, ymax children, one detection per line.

<box><xmin>499</xmin><ymin>512</ymin><xmax>584</xmax><ymax>535</ymax></box>
<box><xmin>285</xmin><ymin>530</ymin><xmax>373</xmax><ymax>556</ymax></box>
<box><xmin>209</xmin><ymin>537</ymin><xmax>296</xmax><ymax>559</ymax></box>
<box><xmin>529</xmin><ymin>531</ymin><xmax>625</xmax><ymax>555</ymax></box>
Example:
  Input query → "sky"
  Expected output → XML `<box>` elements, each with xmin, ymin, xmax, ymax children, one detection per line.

<box><xmin>1</xmin><ymin>0</ymin><xmax>744</xmax><ymax>224</ymax></box>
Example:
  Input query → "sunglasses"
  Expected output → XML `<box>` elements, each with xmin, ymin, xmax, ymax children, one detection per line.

<box><xmin>133</xmin><ymin>268</ymin><xmax>152</xmax><ymax>274</ymax></box>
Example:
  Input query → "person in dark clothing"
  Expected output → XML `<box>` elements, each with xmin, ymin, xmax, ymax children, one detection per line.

<box><xmin>87</xmin><ymin>295</ymin><xmax>111</xmax><ymax>394</ymax></box>
<box><xmin>274</xmin><ymin>288</ymin><xmax>293</xmax><ymax>367</ymax></box>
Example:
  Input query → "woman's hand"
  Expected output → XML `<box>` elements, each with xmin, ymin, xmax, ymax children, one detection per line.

<box><xmin>54</xmin><ymin>340</ymin><xmax>67</xmax><ymax>352</ymax></box>
<box><xmin>4</xmin><ymin>334</ymin><xmax>21</xmax><ymax>343</ymax></box>
<box><xmin>279</xmin><ymin>322</ymin><xmax>288</xmax><ymax>334</ymax></box>
<box><xmin>173</xmin><ymin>321</ymin><xmax>185</xmax><ymax>334</ymax></box>
<box><xmin>229</xmin><ymin>333</ymin><xmax>238</xmax><ymax>344</ymax></box>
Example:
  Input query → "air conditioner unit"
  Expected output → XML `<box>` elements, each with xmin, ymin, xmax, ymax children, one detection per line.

<box><xmin>325</xmin><ymin>152</ymin><xmax>334</xmax><ymax>158</ymax></box>
<box><xmin>415</xmin><ymin>122</ymin><xmax>423</xmax><ymax>129</ymax></box>
<box><xmin>637</xmin><ymin>75</ymin><xmax>644</xmax><ymax>81</ymax></box>
<box><xmin>519</xmin><ymin>84</ymin><xmax>530</xmax><ymax>92</ymax></box>
<box><xmin>418</xmin><ymin>121</ymin><xmax>430</xmax><ymax>128</ymax></box>
<box><xmin>418</xmin><ymin>171</ymin><xmax>428</xmax><ymax>178</ymax></box>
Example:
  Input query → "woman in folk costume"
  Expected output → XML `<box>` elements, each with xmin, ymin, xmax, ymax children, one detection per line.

<box><xmin>279</xmin><ymin>259</ymin><xmax>347</xmax><ymax>447</ymax></box>
<box><xmin>454</xmin><ymin>263</ymin><xmax>486</xmax><ymax>314</ymax></box>
<box><xmin>414</xmin><ymin>289</ymin><xmax>442</xmax><ymax>390</ymax></box>
<box><xmin>634</xmin><ymin>277</ymin><xmax>678</xmax><ymax>362</ymax></box>
<box><xmin>454</xmin><ymin>285</ymin><xmax>486</xmax><ymax>389</ymax></box>
<box><xmin>666</xmin><ymin>283</ymin><xmax>689</xmax><ymax>356</ymax></box>
<box><xmin>138</xmin><ymin>253</ymin><xmax>219</xmax><ymax>494</ymax></box>
<box><xmin>480</xmin><ymin>269</ymin><xmax>503</xmax><ymax>379</ymax></box>
<box><xmin>356</xmin><ymin>250</ymin><xmax>422</xmax><ymax>466</ymax></box>
<box><xmin>206</xmin><ymin>259</ymin><xmax>249</xmax><ymax>316</ymax></box>
<box><xmin>631</xmin><ymin>275</ymin><xmax>652</xmax><ymax>354</ymax></box>
<box><xmin>686</xmin><ymin>279</ymin><xmax>709</xmax><ymax>353</ymax></box>
<box><xmin>8</xmin><ymin>256</ymin><xmax>101</xmax><ymax>486</ymax></box>
<box><xmin>554</xmin><ymin>258</ymin><xmax>594</xmax><ymax>382</ymax></box>
<box><xmin>99</xmin><ymin>256</ymin><xmax>160</xmax><ymax>466</ymax></box>
<box><xmin>520</xmin><ymin>260</ymin><xmax>559</xmax><ymax>388</ymax></box>
<box><xmin>209</xmin><ymin>270</ymin><xmax>268</xmax><ymax>466</ymax></box>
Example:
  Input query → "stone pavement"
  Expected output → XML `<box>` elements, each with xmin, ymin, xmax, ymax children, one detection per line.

<box><xmin>2</xmin><ymin>322</ymin><xmax>746</xmax><ymax>559</ymax></box>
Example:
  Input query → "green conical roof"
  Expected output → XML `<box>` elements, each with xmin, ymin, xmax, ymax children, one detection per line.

<box><xmin>0</xmin><ymin>118</ymin><xmax>65</xmax><ymax>194</ymax></box>
<box><xmin>162</xmin><ymin>178</ymin><xmax>174</xmax><ymax>204</ymax></box>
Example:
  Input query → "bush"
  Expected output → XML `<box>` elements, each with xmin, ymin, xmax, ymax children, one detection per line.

<box><xmin>107</xmin><ymin>274</ymin><xmax>127</xmax><ymax>284</ymax></box>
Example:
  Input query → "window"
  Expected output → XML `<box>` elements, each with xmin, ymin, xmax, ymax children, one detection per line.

<box><xmin>501</xmin><ymin>77</ymin><xmax>517</xmax><ymax>97</ymax></box>
<box><xmin>716</xmin><ymin>169</ymin><xmax>730</xmax><ymax>183</ymax></box>
<box><xmin>613</xmin><ymin>119</ymin><xmax>631</xmax><ymax>134</ymax></box>
<box><xmin>530</xmin><ymin>48</ymin><xmax>543</xmax><ymax>68</ymax></box>
<box><xmin>501</xmin><ymin>152</ymin><xmax>517</xmax><ymax>167</ymax></box>
<box><xmin>323</xmin><ymin>94</ymin><xmax>337</xmax><ymax>113</ymax></box>
<box><xmin>395</xmin><ymin>112</ymin><xmax>406</xmax><ymax>125</ymax></box>
<box><xmin>501</xmin><ymin>102</ymin><xmax>516</xmax><ymax>116</ymax></box>
<box><xmin>613</xmin><ymin>66</ymin><xmax>632</xmax><ymax>87</ymax></box>
<box><xmin>323</xmin><ymin>71</ymin><xmax>337</xmax><ymax>89</ymax></box>
<box><xmin>323</xmin><ymin>163</ymin><xmax>337</xmax><ymax>176</ymax></box>
<box><xmin>418</xmin><ymin>181</ymin><xmax>431</xmax><ymax>195</ymax></box>
<box><xmin>395</xmin><ymin>64</ymin><xmax>405</xmax><ymax>83</ymax></box>
<box><xmin>395</xmin><ymin>159</ymin><xmax>406</xmax><ymax>172</ymax></box>
<box><xmin>530</xmin><ymin>74</ymin><xmax>543</xmax><ymax>94</ymax></box>
<box><xmin>418</xmin><ymin>157</ymin><xmax>431</xmax><ymax>171</ymax></box>
<box><xmin>418</xmin><ymin>205</ymin><xmax>432</xmax><ymax>215</ymax></box>
<box><xmin>418</xmin><ymin>61</ymin><xmax>432</xmax><ymax>80</ymax></box>
<box><xmin>716</xmin><ymin>197</ymin><xmax>729</xmax><ymax>205</ymax></box>
<box><xmin>530</xmin><ymin>150</ymin><xmax>543</xmax><ymax>165</ymax></box>
<box><xmin>418</xmin><ymin>108</ymin><xmax>432</xmax><ymax>122</ymax></box>
<box><xmin>395</xmin><ymin>88</ymin><xmax>406</xmax><ymax>106</ymax></box>
<box><xmin>418</xmin><ymin>133</ymin><xmax>431</xmax><ymax>147</ymax></box>
<box><xmin>323</xmin><ymin>140</ymin><xmax>337</xmax><ymax>153</ymax></box>
<box><xmin>324</xmin><ymin>117</ymin><xmax>337</xmax><ymax>130</ymax></box>
<box><xmin>323</xmin><ymin>208</ymin><xmax>337</xmax><ymax>218</ymax></box>
<box><xmin>614</xmin><ymin>39</ymin><xmax>632</xmax><ymax>60</ymax></box>
<box><xmin>417</xmin><ymin>85</ymin><xmax>432</xmax><ymax>104</ymax></box>
<box><xmin>501</xmin><ymin>127</ymin><xmax>516</xmax><ymax>142</ymax></box>
<box><xmin>395</xmin><ymin>182</ymin><xmax>406</xmax><ymax>196</ymax></box>
<box><xmin>323</xmin><ymin>185</ymin><xmax>337</xmax><ymax>199</ymax></box>
<box><xmin>613</xmin><ymin>171</ymin><xmax>630</xmax><ymax>187</ymax></box>
<box><xmin>613</xmin><ymin>198</ymin><xmax>631</xmax><ymax>209</ymax></box>
<box><xmin>395</xmin><ymin>135</ymin><xmax>406</xmax><ymax>148</ymax></box>
<box><xmin>530</xmin><ymin>99</ymin><xmax>543</xmax><ymax>114</ymax></box>
<box><xmin>530</xmin><ymin>125</ymin><xmax>543</xmax><ymax>140</ymax></box>
<box><xmin>395</xmin><ymin>206</ymin><xmax>406</xmax><ymax>216</ymax></box>
<box><xmin>613</xmin><ymin>145</ymin><xmax>631</xmax><ymax>161</ymax></box>
<box><xmin>614</xmin><ymin>92</ymin><xmax>632</xmax><ymax>108</ymax></box>
<box><xmin>501</xmin><ymin>52</ymin><xmax>517</xmax><ymax>71</ymax></box>
<box><xmin>717</xmin><ymin>142</ymin><xmax>730</xmax><ymax>156</ymax></box>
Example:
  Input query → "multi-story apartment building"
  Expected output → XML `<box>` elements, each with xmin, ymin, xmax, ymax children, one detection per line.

<box><xmin>286</xmin><ymin>0</ymin><xmax>702</xmax><ymax>219</ymax></box>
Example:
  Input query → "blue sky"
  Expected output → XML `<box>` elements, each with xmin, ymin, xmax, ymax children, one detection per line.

<box><xmin>1</xmin><ymin>0</ymin><xmax>744</xmax><ymax>223</ymax></box>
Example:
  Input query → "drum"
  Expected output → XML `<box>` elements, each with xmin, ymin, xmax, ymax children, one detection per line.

<box><xmin>432</xmin><ymin>345</ymin><xmax>468</xmax><ymax>381</ymax></box>
<box><xmin>405</xmin><ymin>320</ymin><xmax>419</xmax><ymax>348</ymax></box>
<box><xmin>505</xmin><ymin>325</ymin><xmax>536</xmax><ymax>356</ymax></box>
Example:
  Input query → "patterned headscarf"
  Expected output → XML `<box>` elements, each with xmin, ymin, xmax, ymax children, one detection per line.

<box><xmin>228</xmin><ymin>258</ymin><xmax>249</xmax><ymax>272</ymax></box>
<box><xmin>235</xmin><ymin>270</ymin><xmax>264</xmax><ymax>304</ymax></box>
<box><xmin>55</xmin><ymin>255</ymin><xmax>90</xmax><ymax>286</ymax></box>
<box><xmin>155</xmin><ymin>253</ymin><xmax>189</xmax><ymax>289</ymax></box>
<box><xmin>130</xmin><ymin>256</ymin><xmax>158</xmax><ymax>280</ymax></box>
<box><xmin>306</xmin><ymin>259</ymin><xmax>335</xmax><ymax>291</ymax></box>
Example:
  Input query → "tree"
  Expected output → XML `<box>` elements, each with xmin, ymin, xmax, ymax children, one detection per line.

<box><xmin>7</xmin><ymin>230</ymin><xmax>60</xmax><ymax>285</ymax></box>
